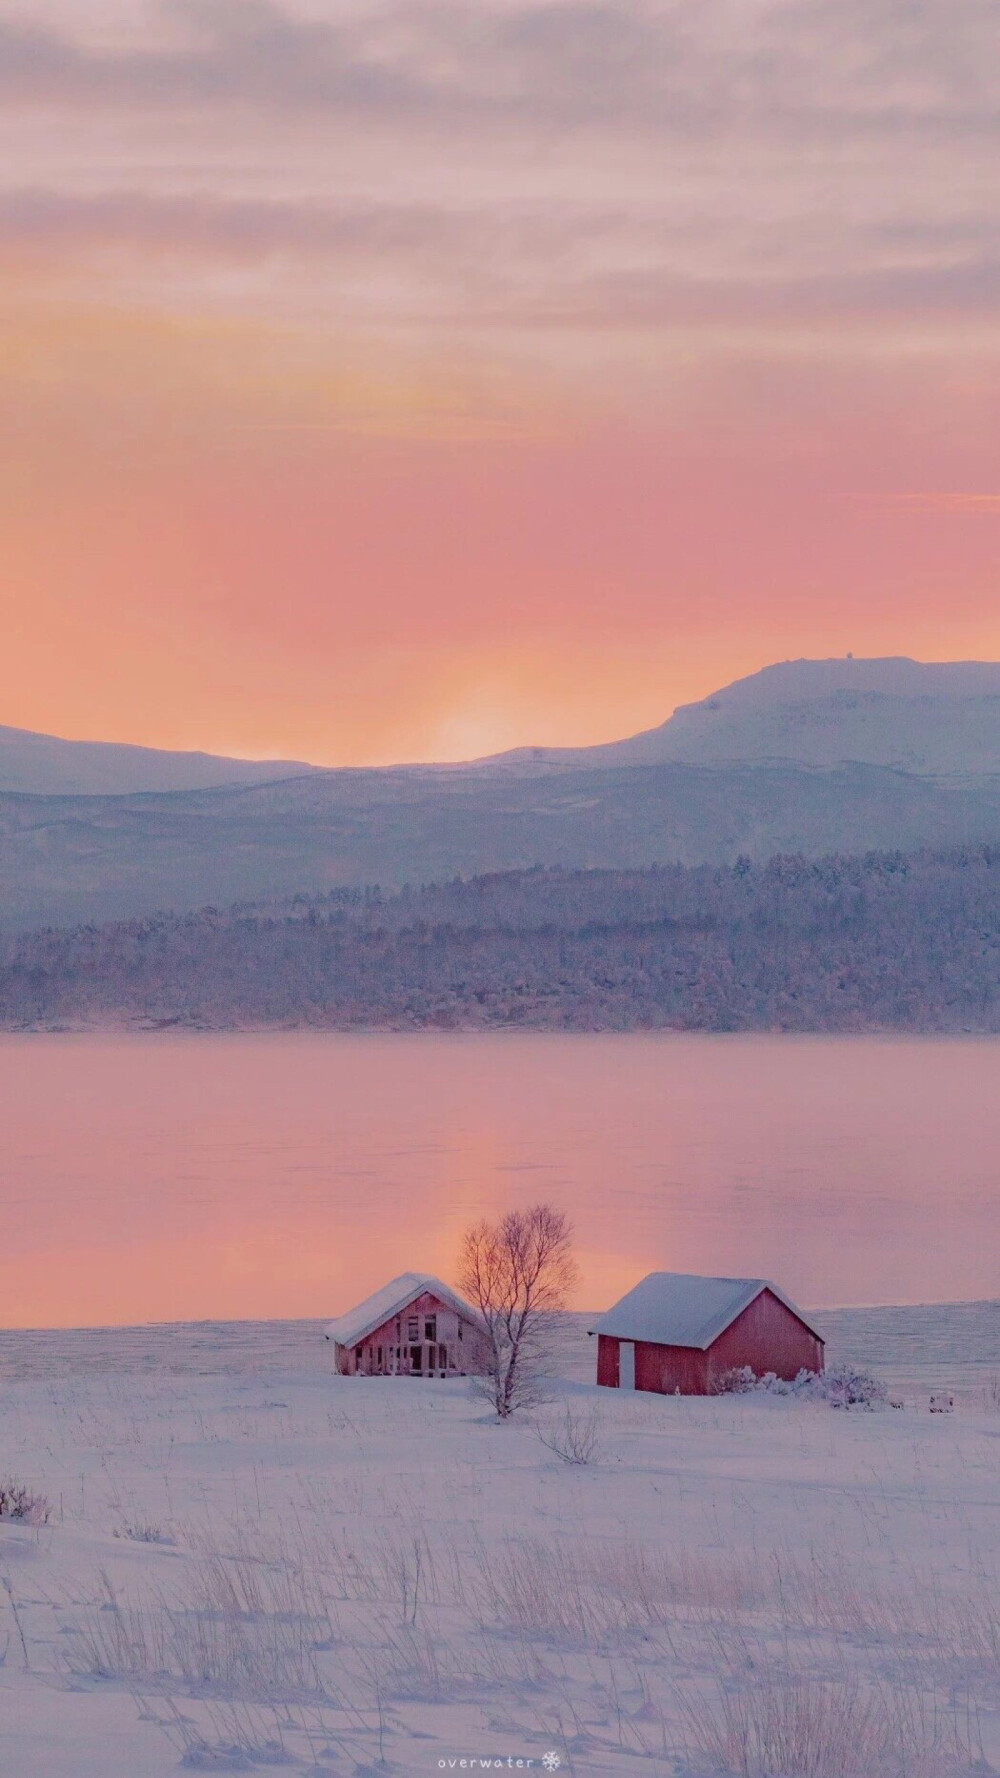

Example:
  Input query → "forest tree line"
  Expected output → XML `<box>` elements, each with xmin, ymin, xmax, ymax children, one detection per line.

<box><xmin>2</xmin><ymin>847</ymin><xmax>1000</xmax><ymax>1032</ymax></box>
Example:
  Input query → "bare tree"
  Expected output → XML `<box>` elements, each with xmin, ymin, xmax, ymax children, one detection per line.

<box><xmin>534</xmin><ymin>1404</ymin><xmax>603</xmax><ymax>1466</ymax></box>
<box><xmin>458</xmin><ymin>1204</ymin><xmax>578</xmax><ymax>1418</ymax></box>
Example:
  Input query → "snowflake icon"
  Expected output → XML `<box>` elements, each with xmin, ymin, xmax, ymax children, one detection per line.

<box><xmin>541</xmin><ymin>1756</ymin><xmax>561</xmax><ymax>1773</ymax></box>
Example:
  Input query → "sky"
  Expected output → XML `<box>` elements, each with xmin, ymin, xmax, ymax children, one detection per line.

<box><xmin>2</xmin><ymin>0</ymin><xmax>999</xmax><ymax>765</ymax></box>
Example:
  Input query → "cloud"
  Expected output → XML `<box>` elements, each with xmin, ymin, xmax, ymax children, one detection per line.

<box><xmin>513</xmin><ymin>257</ymin><xmax>1000</xmax><ymax>332</ymax></box>
<box><xmin>0</xmin><ymin>0</ymin><xmax>996</xmax><ymax>147</ymax></box>
<box><xmin>0</xmin><ymin>187</ymin><xmax>481</xmax><ymax>260</ymax></box>
<box><xmin>0</xmin><ymin>3</ymin><xmax>458</xmax><ymax>120</ymax></box>
<box><xmin>2</xmin><ymin>185</ymin><xmax>997</xmax><ymax>344</ymax></box>
<box><xmin>892</xmin><ymin>492</ymin><xmax>1000</xmax><ymax>514</ymax></box>
<box><xmin>0</xmin><ymin>2</ymin><xmax>997</xmax><ymax>382</ymax></box>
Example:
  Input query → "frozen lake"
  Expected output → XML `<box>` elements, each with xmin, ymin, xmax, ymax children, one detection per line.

<box><xmin>2</xmin><ymin>1032</ymin><xmax>998</xmax><ymax>1327</ymax></box>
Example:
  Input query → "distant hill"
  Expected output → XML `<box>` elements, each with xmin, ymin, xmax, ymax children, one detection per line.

<box><xmin>5</xmin><ymin>759</ymin><xmax>1000</xmax><ymax>929</ymax></box>
<box><xmin>4</xmin><ymin>850</ymin><xmax>999</xmax><ymax>1033</ymax></box>
<box><xmin>486</xmin><ymin>658</ymin><xmax>1000</xmax><ymax>774</ymax></box>
<box><xmin>6</xmin><ymin>657</ymin><xmax>1000</xmax><ymax>796</ymax></box>
<box><xmin>3</xmin><ymin>658</ymin><xmax>1000</xmax><ymax>926</ymax></box>
<box><xmin>0</xmin><ymin>723</ymin><xmax>318</xmax><ymax>795</ymax></box>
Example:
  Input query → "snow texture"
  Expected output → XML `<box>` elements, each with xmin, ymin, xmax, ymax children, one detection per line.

<box><xmin>0</xmin><ymin>1301</ymin><xmax>997</xmax><ymax>1777</ymax></box>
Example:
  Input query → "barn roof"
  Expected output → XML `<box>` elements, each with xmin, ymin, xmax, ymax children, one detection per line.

<box><xmin>325</xmin><ymin>1273</ymin><xmax>481</xmax><ymax>1349</ymax></box>
<box><xmin>588</xmin><ymin>1272</ymin><xmax>823</xmax><ymax>1351</ymax></box>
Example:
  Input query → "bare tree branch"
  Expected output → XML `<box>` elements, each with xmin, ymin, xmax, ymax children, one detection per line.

<box><xmin>458</xmin><ymin>1204</ymin><xmax>577</xmax><ymax>1418</ymax></box>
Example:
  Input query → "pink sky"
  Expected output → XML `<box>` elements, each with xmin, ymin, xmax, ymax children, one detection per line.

<box><xmin>2</xmin><ymin>0</ymin><xmax>999</xmax><ymax>764</ymax></box>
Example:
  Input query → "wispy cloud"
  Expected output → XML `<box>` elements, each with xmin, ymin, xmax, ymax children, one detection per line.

<box><xmin>2</xmin><ymin>186</ymin><xmax>997</xmax><ymax>345</ymax></box>
<box><xmin>0</xmin><ymin>186</ymin><xmax>484</xmax><ymax>259</ymax></box>
<box><xmin>892</xmin><ymin>492</ymin><xmax>1000</xmax><ymax>514</ymax></box>
<box><xmin>1</xmin><ymin>0</ymin><xmax>996</xmax><ymax>352</ymax></box>
<box><xmin>1</xmin><ymin>0</ymin><xmax>997</xmax><ymax>142</ymax></box>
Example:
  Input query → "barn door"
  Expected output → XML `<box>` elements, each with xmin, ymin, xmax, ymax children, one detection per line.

<box><xmin>619</xmin><ymin>1342</ymin><xmax>635</xmax><ymax>1390</ymax></box>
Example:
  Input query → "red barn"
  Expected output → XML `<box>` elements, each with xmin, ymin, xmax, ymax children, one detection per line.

<box><xmin>590</xmin><ymin>1272</ymin><xmax>824</xmax><ymax>1396</ymax></box>
<box><xmin>325</xmin><ymin>1272</ymin><xmax>491</xmax><ymax>1378</ymax></box>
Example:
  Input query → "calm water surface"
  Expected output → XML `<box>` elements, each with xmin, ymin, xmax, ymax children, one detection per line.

<box><xmin>2</xmin><ymin>1034</ymin><xmax>997</xmax><ymax>1327</ymax></box>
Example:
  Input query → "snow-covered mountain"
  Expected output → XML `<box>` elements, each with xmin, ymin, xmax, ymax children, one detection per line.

<box><xmin>486</xmin><ymin>658</ymin><xmax>1000</xmax><ymax>776</ymax></box>
<box><xmin>0</xmin><ymin>724</ymin><xmax>318</xmax><ymax>795</ymax></box>
<box><xmin>5</xmin><ymin>658</ymin><xmax>1000</xmax><ymax>796</ymax></box>
<box><xmin>4</xmin><ymin>659</ymin><xmax>1000</xmax><ymax>927</ymax></box>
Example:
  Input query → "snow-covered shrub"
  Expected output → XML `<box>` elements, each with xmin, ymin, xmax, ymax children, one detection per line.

<box><xmin>714</xmin><ymin>1365</ymin><xmax>758</xmax><ymax>1394</ymax></box>
<box><xmin>803</xmin><ymin>1363</ymin><xmax>888</xmax><ymax>1410</ymax></box>
<box><xmin>757</xmin><ymin>1371</ymin><xmax>794</xmax><ymax>1396</ymax></box>
<box><xmin>0</xmin><ymin>1477</ymin><xmax>50</xmax><ymax>1524</ymax></box>
<box><xmin>792</xmin><ymin>1367</ymin><xmax>821</xmax><ymax>1394</ymax></box>
<box><xmin>715</xmin><ymin>1368</ymin><xmax>798</xmax><ymax>1397</ymax></box>
<box><xmin>714</xmin><ymin>1365</ymin><xmax>888</xmax><ymax>1408</ymax></box>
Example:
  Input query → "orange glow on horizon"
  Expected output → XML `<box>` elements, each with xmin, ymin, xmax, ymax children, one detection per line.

<box><xmin>2</xmin><ymin>3</ymin><xmax>1000</xmax><ymax>762</ymax></box>
<box><xmin>3</xmin><ymin>298</ymin><xmax>999</xmax><ymax>764</ymax></box>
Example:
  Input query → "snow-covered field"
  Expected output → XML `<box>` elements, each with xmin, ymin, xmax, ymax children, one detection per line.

<box><xmin>1</xmin><ymin>1305</ymin><xmax>998</xmax><ymax>1776</ymax></box>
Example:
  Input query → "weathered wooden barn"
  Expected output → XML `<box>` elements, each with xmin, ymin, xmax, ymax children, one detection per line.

<box><xmin>325</xmin><ymin>1272</ymin><xmax>491</xmax><ymax>1378</ymax></box>
<box><xmin>590</xmin><ymin>1272</ymin><xmax>824</xmax><ymax>1396</ymax></box>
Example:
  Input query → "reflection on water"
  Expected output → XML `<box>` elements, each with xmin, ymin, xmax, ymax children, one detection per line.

<box><xmin>1</xmin><ymin>1033</ymin><xmax>997</xmax><ymax>1328</ymax></box>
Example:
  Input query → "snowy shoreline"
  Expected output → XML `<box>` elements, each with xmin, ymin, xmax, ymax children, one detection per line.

<box><xmin>2</xmin><ymin>1298</ymin><xmax>998</xmax><ymax>1396</ymax></box>
<box><xmin>2</xmin><ymin>1300</ymin><xmax>998</xmax><ymax>1776</ymax></box>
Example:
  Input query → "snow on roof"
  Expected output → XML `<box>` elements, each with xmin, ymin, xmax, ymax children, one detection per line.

<box><xmin>588</xmin><ymin>1273</ymin><xmax>823</xmax><ymax>1351</ymax></box>
<box><xmin>325</xmin><ymin>1273</ymin><xmax>481</xmax><ymax>1349</ymax></box>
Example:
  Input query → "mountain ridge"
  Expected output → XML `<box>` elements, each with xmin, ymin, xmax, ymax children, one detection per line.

<box><xmin>479</xmin><ymin>657</ymin><xmax>1000</xmax><ymax>775</ymax></box>
<box><xmin>0</xmin><ymin>721</ymin><xmax>320</xmax><ymax>797</ymax></box>
<box><xmin>3</xmin><ymin>657</ymin><xmax>1000</xmax><ymax>927</ymax></box>
<box><xmin>5</xmin><ymin>656</ymin><xmax>1000</xmax><ymax>794</ymax></box>
<box><xmin>4</xmin><ymin>757</ymin><xmax>1000</xmax><ymax>930</ymax></box>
